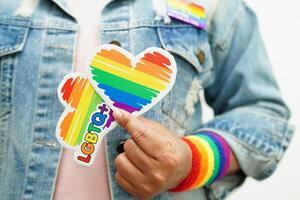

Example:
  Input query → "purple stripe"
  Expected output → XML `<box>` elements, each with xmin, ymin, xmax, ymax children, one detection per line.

<box><xmin>167</xmin><ymin>11</ymin><xmax>206</xmax><ymax>29</ymax></box>
<box><xmin>209</xmin><ymin>133</ymin><xmax>231</xmax><ymax>180</ymax></box>
<box><xmin>113</xmin><ymin>102</ymin><xmax>139</xmax><ymax>113</ymax></box>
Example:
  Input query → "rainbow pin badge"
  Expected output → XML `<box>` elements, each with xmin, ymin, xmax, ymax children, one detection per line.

<box><xmin>166</xmin><ymin>0</ymin><xmax>207</xmax><ymax>29</ymax></box>
<box><xmin>56</xmin><ymin>45</ymin><xmax>177</xmax><ymax>166</ymax></box>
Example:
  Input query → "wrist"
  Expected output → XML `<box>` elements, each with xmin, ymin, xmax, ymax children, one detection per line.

<box><xmin>178</xmin><ymin>137</ymin><xmax>193</xmax><ymax>184</ymax></box>
<box><xmin>170</xmin><ymin>137</ymin><xmax>199</xmax><ymax>191</ymax></box>
<box><xmin>169</xmin><ymin>131</ymin><xmax>231</xmax><ymax>192</ymax></box>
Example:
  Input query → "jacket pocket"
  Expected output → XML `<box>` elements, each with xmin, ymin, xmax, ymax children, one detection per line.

<box><xmin>0</xmin><ymin>17</ymin><xmax>30</xmax><ymax>176</ymax></box>
<box><xmin>157</xmin><ymin>25</ymin><xmax>213</xmax><ymax>73</ymax></box>
<box><xmin>0</xmin><ymin>17</ymin><xmax>30</xmax><ymax>56</ymax></box>
<box><xmin>157</xmin><ymin>25</ymin><xmax>213</xmax><ymax>129</ymax></box>
<box><xmin>0</xmin><ymin>17</ymin><xmax>30</xmax><ymax>117</ymax></box>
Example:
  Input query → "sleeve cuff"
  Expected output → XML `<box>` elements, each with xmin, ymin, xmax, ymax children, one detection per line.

<box><xmin>196</xmin><ymin>128</ymin><xmax>279</xmax><ymax>180</ymax></box>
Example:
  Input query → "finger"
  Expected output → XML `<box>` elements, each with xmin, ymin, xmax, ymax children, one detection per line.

<box><xmin>114</xmin><ymin>153</ymin><xmax>144</xmax><ymax>184</ymax></box>
<box><xmin>113</xmin><ymin>109</ymin><xmax>164</xmax><ymax>156</ymax></box>
<box><xmin>115</xmin><ymin>172</ymin><xmax>136</xmax><ymax>196</ymax></box>
<box><xmin>113</xmin><ymin>109</ymin><xmax>147</xmax><ymax>138</ymax></box>
<box><xmin>138</xmin><ymin>117</ymin><xmax>176</xmax><ymax>135</ymax></box>
<box><xmin>138</xmin><ymin>117</ymin><xmax>180</xmax><ymax>138</ymax></box>
<box><xmin>124</xmin><ymin>139</ymin><xmax>157</xmax><ymax>172</ymax></box>
<box><xmin>138</xmin><ymin>117</ymin><xmax>162</xmax><ymax>133</ymax></box>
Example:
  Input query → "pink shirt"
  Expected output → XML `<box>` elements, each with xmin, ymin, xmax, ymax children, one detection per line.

<box><xmin>53</xmin><ymin>0</ymin><xmax>111</xmax><ymax>199</ymax></box>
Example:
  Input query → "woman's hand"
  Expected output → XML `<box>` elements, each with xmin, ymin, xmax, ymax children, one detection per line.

<box><xmin>113</xmin><ymin>110</ymin><xmax>192</xmax><ymax>199</ymax></box>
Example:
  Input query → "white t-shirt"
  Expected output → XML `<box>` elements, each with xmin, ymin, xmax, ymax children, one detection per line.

<box><xmin>53</xmin><ymin>0</ymin><xmax>111</xmax><ymax>199</ymax></box>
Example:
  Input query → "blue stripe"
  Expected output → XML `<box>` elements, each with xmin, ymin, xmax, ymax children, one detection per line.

<box><xmin>98</xmin><ymin>83</ymin><xmax>151</xmax><ymax>110</ymax></box>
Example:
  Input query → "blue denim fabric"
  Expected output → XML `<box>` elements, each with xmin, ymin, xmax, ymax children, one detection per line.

<box><xmin>0</xmin><ymin>0</ymin><xmax>294</xmax><ymax>199</ymax></box>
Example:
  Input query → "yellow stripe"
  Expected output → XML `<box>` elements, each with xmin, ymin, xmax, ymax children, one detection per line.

<box><xmin>65</xmin><ymin>83</ymin><xmax>94</xmax><ymax>146</ymax></box>
<box><xmin>192</xmin><ymin>136</ymin><xmax>215</xmax><ymax>187</ymax></box>
<box><xmin>167</xmin><ymin>0</ymin><xmax>206</xmax><ymax>18</ymax></box>
<box><xmin>68</xmin><ymin>87</ymin><xmax>96</xmax><ymax>146</ymax></box>
<box><xmin>189</xmin><ymin>5</ymin><xmax>206</xmax><ymax>18</ymax></box>
<box><xmin>91</xmin><ymin>55</ymin><xmax>167</xmax><ymax>91</ymax></box>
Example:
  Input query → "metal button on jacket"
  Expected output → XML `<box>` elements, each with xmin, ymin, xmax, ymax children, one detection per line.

<box><xmin>196</xmin><ymin>50</ymin><xmax>206</xmax><ymax>65</ymax></box>
<box><xmin>109</xmin><ymin>40</ymin><xmax>121</xmax><ymax>47</ymax></box>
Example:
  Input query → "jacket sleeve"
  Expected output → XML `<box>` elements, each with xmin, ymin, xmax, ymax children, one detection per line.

<box><xmin>201</xmin><ymin>0</ymin><xmax>294</xmax><ymax>186</ymax></box>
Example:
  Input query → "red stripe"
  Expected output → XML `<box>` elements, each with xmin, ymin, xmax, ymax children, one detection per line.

<box><xmin>169</xmin><ymin>138</ymin><xmax>201</xmax><ymax>192</ymax></box>
<box><xmin>142</xmin><ymin>52</ymin><xmax>172</xmax><ymax>72</ymax></box>
<box><xmin>61</xmin><ymin>77</ymin><xmax>77</xmax><ymax>102</ymax></box>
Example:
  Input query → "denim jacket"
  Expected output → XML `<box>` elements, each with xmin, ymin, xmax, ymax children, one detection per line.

<box><xmin>0</xmin><ymin>0</ymin><xmax>294</xmax><ymax>199</ymax></box>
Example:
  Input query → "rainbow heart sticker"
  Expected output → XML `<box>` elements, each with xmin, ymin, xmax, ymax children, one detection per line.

<box><xmin>56</xmin><ymin>45</ymin><xmax>177</xmax><ymax>166</ymax></box>
<box><xmin>88</xmin><ymin>44</ymin><xmax>177</xmax><ymax>116</ymax></box>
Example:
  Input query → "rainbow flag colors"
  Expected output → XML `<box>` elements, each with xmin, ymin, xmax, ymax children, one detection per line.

<box><xmin>56</xmin><ymin>74</ymin><xmax>116</xmax><ymax>166</ymax></box>
<box><xmin>167</xmin><ymin>0</ymin><xmax>207</xmax><ymax>29</ymax></box>
<box><xmin>58</xmin><ymin>75</ymin><xmax>103</xmax><ymax>147</ymax></box>
<box><xmin>56</xmin><ymin>45</ymin><xmax>177</xmax><ymax>166</ymax></box>
<box><xmin>89</xmin><ymin>44</ymin><xmax>177</xmax><ymax>115</ymax></box>
<box><xmin>170</xmin><ymin>131</ymin><xmax>231</xmax><ymax>192</ymax></box>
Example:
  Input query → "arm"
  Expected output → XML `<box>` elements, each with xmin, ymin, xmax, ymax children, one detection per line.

<box><xmin>202</xmin><ymin>0</ymin><xmax>294</xmax><ymax>189</ymax></box>
<box><xmin>112</xmin><ymin>1</ymin><xmax>294</xmax><ymax>199</ymax></box>
<box><xmin>112</xmin><ymin>110</ymin><xmax>240</xmax><ymax>199</ymax></box>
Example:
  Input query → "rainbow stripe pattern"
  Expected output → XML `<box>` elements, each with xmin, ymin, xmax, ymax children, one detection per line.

<box><xmin>170</xmin><ymin>130</ymin><xmax>231</xmax><ymax>192</ymax></box>
<box><xmin>57</xmin><ymin>75</ymin><xmax>112</xmax><ymax>147</ymax></box>
<box><xmin>56</xmin><ymin>45</ymin><xmax>176</xmax><ymax>166</ymax></box>
<box><xmin>167</xmin><ymin>0</ymin><xmax>207</xmax><ymax>29</ymax></box>
<box><xmin>89</xmin><ymin>45</ymin><xmax>177</xmax><ymax>114</ymax></box>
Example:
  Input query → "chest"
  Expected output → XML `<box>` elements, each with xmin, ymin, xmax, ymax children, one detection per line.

<box><xmin>0</xmin><ymin>0</ymin><xmax>214</xmax><ymax>198</ymax></box>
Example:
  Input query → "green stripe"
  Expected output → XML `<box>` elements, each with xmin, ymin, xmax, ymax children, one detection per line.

<box><xmin>91</xmin><ymin>66</ymin><xmax>159</xmax><ymax>101</ymax></box>
<box><xmin>75</xmin><ymin>92</ymin><xmax>103</xmax><ymax>145</ymax></box>
<box><xmin>196</xmin><ymin>134</ymin><xmax>220</xmax><ymax>184</ymax></box>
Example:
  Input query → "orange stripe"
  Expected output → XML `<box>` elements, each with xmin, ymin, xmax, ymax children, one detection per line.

<box><xmin>187</xmin><ymin>136</ymin><xmax>209</xmax><ymax>188</ymax></box>
<box><xmin>69</xmin><ymin>78</ymin><xmax>87</xmax><ymax>108</ymax></box>
<box><xmin>190</xmin><ymin>3</ymin><xmax>204</xmax><ymax>12</ymax></box>
<box><xmin>60</xmin><ymin>111</ymin><xmax>75</xmax><ymax>139</ymax></box>
<box><xmin>135</xmin><ymin>59</ymin><xmax>171</xmax><ymax>82</ymax></box>
<box><xmin>97</xmin><ymin>49</ymin><xmax>131</xmax><ymax>67</ymax></box>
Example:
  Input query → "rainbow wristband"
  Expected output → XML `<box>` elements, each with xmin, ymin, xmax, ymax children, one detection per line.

<box><xmin>170</xmin><ymin>130</ymin><xmax>231</xmax><ymax>192</ymax></box>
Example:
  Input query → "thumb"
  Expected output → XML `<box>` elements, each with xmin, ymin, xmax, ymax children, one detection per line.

<box><xmin>113</xmin><ymin>109</ymin><xmax>147</xmax><ymax>140</ymax></box>
<box><xmin>113</xmin><ymin>109</ymin><xmax>160</xmax><ymax>155</ymax></box>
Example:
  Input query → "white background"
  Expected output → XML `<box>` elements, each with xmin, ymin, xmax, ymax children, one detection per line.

<box><xmin>226</xmin><ymin>0</ymin><xmax>300</xmax><ymax>199</ymax></box>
